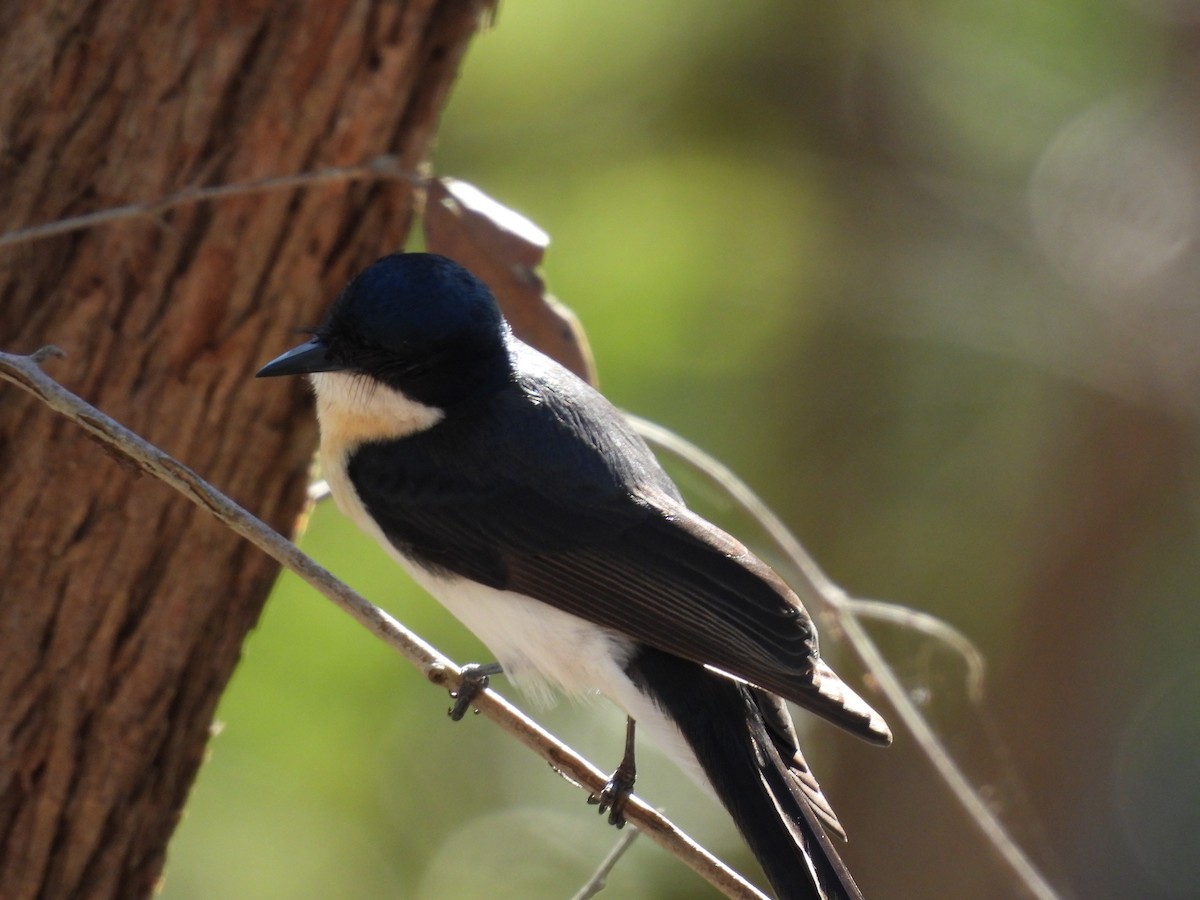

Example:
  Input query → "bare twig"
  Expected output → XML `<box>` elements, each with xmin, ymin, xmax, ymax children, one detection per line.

<box><xmin>0</xmin><ymin>348</ymin><xmax>766</xmax><ymax>900</ymax></box>
<box><xmin>0</xmin><ymin>157</ymin><xmax>425</xmax><ymax>249</ymax></box>
<box><xmin>572</xmin><ymin>827</ymin><xmax>643</xmax><ymax>900</ymax></box>
<box><xmin>842</xmin><ymin>598</ymin><xmax>986</xmax><ymax>702</ymax></box>
<box><xmin>629</xmin><ymin>413</ymin><xmax>1062</xmax><ymax>900</ymax></box>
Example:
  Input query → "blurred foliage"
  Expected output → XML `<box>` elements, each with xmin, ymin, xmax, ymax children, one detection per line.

<box><xmin>164</xmin><ymin>1</ymin><xmax>1200</xmax><ymax>898</ymax></box>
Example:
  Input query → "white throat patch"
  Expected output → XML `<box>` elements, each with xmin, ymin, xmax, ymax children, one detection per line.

<box><xmin>309</xmin><ymin>371</ymin><xmax>444</xmax><ymax>447</ymax></box>
<box><xmin>308</xmin><ymin>371</ymin><xmax>444</xmax><ymax>504</ymax></box>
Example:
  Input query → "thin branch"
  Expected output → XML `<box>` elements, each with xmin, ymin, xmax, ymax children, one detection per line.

<box><xmin>0</xmin><ymin>157</ymin><xmax>425</xmax><ymax>249</ymax></box>
<box><xmin>572</xmin><ymin>827</ymin><xmax>643</xmax><ymax>900</ymax></box>
<box><xmin>842</xmin><ymin>598</ymin><xmax>986</xmax><ymax>702</ymax></box>
<box><xmin>628</xmin><ymin>414</ymin><xmax>1063</xmax><ymax>900</ymax></box>
<box><xmin>0</xmin><ymin>348</ymin><xmax>766</xmax><ymax>900</ymax></box>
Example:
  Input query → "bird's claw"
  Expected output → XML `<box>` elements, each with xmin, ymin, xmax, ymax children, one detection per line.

<box><xmin>588</xmin><ymin>762</ymin><xmax>636</xmax><ymax>828</ymax></box>
<box><xmin>448</xmin><ymin>662</ymin><xmax>499</xmax><ymax>721</ymax></box>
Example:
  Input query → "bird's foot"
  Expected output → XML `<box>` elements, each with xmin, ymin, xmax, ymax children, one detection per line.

<box><xmin>448</xmin><ymin>662</ymin><xmax>503</xmax><ymax>721</ymax></box>
<box><xmin>588</xmin><ymin>761</ymin><xmax>636</xmax><ymax>828</ymax></box>
<box><xmin>588</xmin><ymin>716</ymin><xmax>638</xmax><ymax>828</ymax></box>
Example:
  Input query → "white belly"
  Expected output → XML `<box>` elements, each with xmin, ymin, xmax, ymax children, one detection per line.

<box><xmin>404</xmin><ymin>566</ymin><xmax>707</xmax><ymax>787</ymax></box>
<box><xmin>406</xmin><ymin>561</ymin><xmax>638</xmax><ymax>702</ymax></box>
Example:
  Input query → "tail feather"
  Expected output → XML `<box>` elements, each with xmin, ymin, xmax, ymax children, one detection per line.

<box><xmin>747</xmin><ymin>700</ymin><xmax>864</xmax><ymax>899</ymax></box>
<box><xmin>785</xmin><ymin>745</ymin><xmax>846</xmax><ymax>842</ymax></box>
<box><xmin>627</xmin><ymin>648</ymin><xmax>864</xmax><ymax>900</ymax></box>
<box><xmin>750</xmin><ymin>687</ymin><xmax>846</xmax><ymax>840</ymax></box>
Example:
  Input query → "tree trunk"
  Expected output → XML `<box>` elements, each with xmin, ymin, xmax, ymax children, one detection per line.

<box><xmin>0</xmin><ymin>2</ymin><xmax>492</xmax><ymax>897</ymax></box>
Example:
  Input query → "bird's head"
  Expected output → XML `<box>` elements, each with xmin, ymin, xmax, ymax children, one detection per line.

<box><xmin>257</xmin><ymin>253</ymin><xmax>513</xmax><ymax>408</ymax></box>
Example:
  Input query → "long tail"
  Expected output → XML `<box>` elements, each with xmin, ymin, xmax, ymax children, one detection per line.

<box><xmin>626</xmin><ymin>647</ymin><xmax>864</xmax><ymax>900</ymax></box>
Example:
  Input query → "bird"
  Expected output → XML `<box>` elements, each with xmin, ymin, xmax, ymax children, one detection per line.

<box><xmin>257</xmin><ymin>252</ymin><xmax>891</xmax><ymax>900</ymax></box>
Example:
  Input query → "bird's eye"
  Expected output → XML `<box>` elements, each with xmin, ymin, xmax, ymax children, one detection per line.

<box><xmin>375</xmin><ymin>355</ymin><xmax>431</xmax><ymax>381</ymax></box>
<box><xmin>400</xmin><ymin>359</ymin><xmax>432</xmax><ymax>378</ymax></box>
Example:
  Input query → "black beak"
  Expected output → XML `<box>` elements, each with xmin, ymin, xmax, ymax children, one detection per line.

<box><xmin>256</xmin><ymin>338</ymin><xmax>344</xmax><ymax>378</ymax></box>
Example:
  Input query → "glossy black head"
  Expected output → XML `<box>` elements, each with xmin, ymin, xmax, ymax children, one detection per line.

<box><xmin>258</xmin><ymin>253</ymin><xmax>514</xmax><ymax>407</ymax></box>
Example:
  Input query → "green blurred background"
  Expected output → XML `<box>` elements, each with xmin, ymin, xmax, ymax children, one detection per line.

<box><xmin>163</xmin><ymin>2</ymin><xmax>1200</xmax><ymax>898</ymax></box>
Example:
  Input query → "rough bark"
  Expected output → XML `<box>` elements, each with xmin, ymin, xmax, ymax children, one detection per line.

<box><xmin>0</xmin><ymin>2</ymin><xmax>492</xmax><ymax>897</ymax></box>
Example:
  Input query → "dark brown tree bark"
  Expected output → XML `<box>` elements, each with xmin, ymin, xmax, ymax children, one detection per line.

<box><xmin>0</xmin><ymin>2</ymin><xmax>493</xmax><ymax>897</ymax></box>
